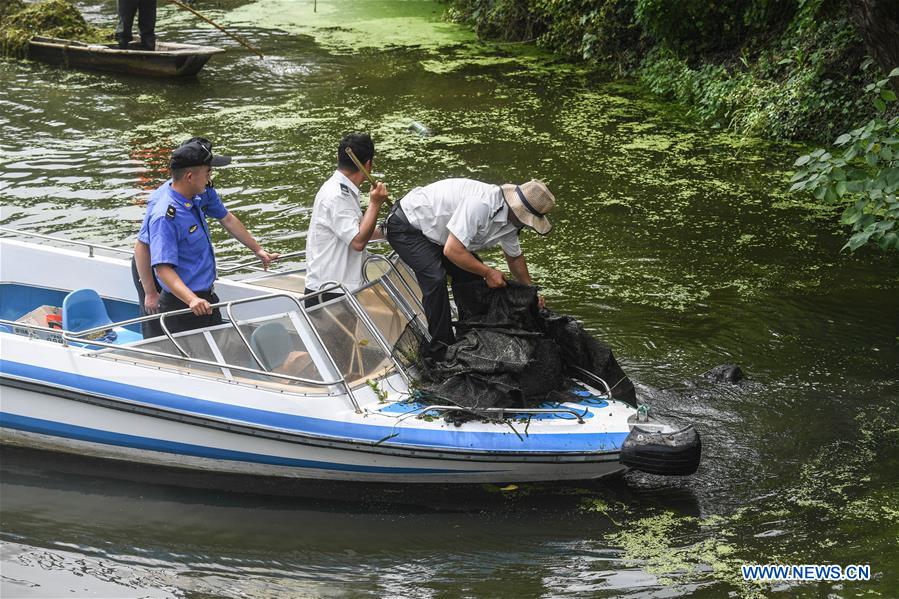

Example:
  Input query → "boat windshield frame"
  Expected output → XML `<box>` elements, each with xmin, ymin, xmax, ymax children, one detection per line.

<box><xmin>50</xmin><ymin>284</ymin><xmax>410</xmax><ymax>413</ymax></box>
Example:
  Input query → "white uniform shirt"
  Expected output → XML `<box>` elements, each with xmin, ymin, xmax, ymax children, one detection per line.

<box><xmin>305</xmin><ymin>170</ymin><xmax>368</xmax><ymax>291</ymax></box>
<box><xmin>400</xmin><ymin>178</ymin><xmax>522</xmax><ymax>257</ymax></box>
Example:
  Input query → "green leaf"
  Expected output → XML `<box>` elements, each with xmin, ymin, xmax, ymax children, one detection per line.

<box><xmin>875</xmin><ymin>98</ymin><xmax>887</xmax><ymax>112</ymax></box>
<box><xmin>881</xmin><ymin>146</ymin><xmax>893</xmax><ymax>161</ymax></box>
<box><xmin>834</xmin><ymin>133</ymin><xmax>852</xmax><ymax>145</ymax></box>
<box><xmin>811</xmin><ymin>148</ymin><xmax>825</xmax><ymax>158</ymax></box>
<box><xmin>814</xmin><ymin>185</ymin><xmax>827</xmax><ymax>200</ymax></box>
<box><xmin>847</xmin><ymin>231</ymin><xmax>871</xmax><ymax>251</ymax></box>
<box><xmin>866</xmin><ymin>152</ymin><xmax>879</xmax><ymax>166</ymax></box>
<box><xmin>891</xmin><ymin>67</ymin><xmax>899</xmax><ymax>78</ymax></box>
<box><xmin>836</xmin><ymin>180</ymin><xmax>848</xmax><ymax>196</ymax></box>
<box><xmin>882</xmin><ymin>89</ymin><xmax>898</xmax><ymax>102</ymax></box>
<box><xmin>795</xmin><ymin>155</ymin><xmax>811</xmax><ymax>166</ymax></box>
<box><xmin>832</xmin><ymin>168</ymin><xmax>846</xmax><ymax>181</ymax></box>
<box><xmin>841</xmin><ymin>206</ymin><xmax>861</xmax><ymax>224</ymax></box>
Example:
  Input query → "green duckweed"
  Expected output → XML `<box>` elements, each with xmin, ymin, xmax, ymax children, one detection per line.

<box><xmin>0</xmin><ymin>0</ymin><xmax>113</xmax><ymax>59</ymax></box>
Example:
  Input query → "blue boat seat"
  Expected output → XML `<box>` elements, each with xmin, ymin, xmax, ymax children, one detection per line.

<box><xmin>62</xmin><ymin>288</ymin><xmax>142</xmax><ymax>345</ymax></box>
<box><xmin>250</xmin><ymin>321</ymin><xmax>292</xmax><ymax>371</ymax></box>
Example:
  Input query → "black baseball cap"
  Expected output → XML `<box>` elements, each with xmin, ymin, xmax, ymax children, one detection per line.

<box><xmin>170</xmin><ymin>139</ymin><xmax>231</xmax><ymax>170</ymax></box>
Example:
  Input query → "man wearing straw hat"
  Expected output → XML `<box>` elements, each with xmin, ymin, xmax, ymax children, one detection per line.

<box><xmin>384</xmin><ymin>177</ymin><xmax>555</xmax><ymax>360</ymax></box>
<box><xmin>304</xmin><ymin>133</ymin><xmax>389</xmax><ymax>307</ymax></box>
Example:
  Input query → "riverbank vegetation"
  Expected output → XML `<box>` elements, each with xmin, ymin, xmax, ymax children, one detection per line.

<box><xmin>445</xmin><ymin>0</ymin><xmax>898</xmax><ymax>145</ymax></box>
<box><xmin>0</xmin><ymin>0</ymin><xmax>112</xmax><ymax>58</ymax></box>
<box><xmin>447</xmin><ymin>0</ymin><xmax>898</xmax><ymax>252</ymax></box>
<box><xmin>791</xmin><ymin>69</ymin><xmax>898</xmax><ymax>252</ymax></box>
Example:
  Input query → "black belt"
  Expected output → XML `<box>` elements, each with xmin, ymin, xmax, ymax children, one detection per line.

<box><xmin>162</xmin><ymin>287</ymin><xmax>215</xmax><ymax>297</ymax></box>
<box><xmin>386</xmin><ymin>201</ymin><xmax>410</xmax><ymax>226</ymax></box>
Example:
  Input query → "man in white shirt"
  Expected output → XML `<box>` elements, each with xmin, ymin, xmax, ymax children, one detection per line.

<box><xmin>384</xmin><ymin>177</ymin><xmax>555</xmax><ymax>359</ymax></box>
<box><xmin>304</xmin><ymin>133</ymin><xmax>389</xmax><ymax>306</ymax></box>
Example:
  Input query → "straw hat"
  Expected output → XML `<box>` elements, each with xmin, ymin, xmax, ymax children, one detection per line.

<box><xmin>501</xmin><ymin>179</ymin><xmax>555</xmax><ymax>235</ymax></box>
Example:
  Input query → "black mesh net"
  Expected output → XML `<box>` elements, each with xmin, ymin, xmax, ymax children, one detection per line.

<box><xmin>417</xmin><ymin>280</ymin><xmax>636</xmax><ymax>420</ymax></box>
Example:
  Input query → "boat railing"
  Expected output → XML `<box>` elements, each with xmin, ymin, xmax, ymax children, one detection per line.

<box><xmin>0</xmin><ymin>226</ymin><xmax>303</xmax><ymax>276</ymax></box>
<box><xmin>218</xmin><ymin>240</ymin><xmax>392</xmax><ymax>275</ymax></box>
<box><xmin>216</xmin><ymin>250</ymin><xmax>306</xmax><ymax>274</ymax></box>
<box><xmin>0</xmin><ymin>226</ymin><xmax>133</xmax><ymax>258</ymax></box>
<box><xmin>1</xmin><ymin>283</ymin><xmax>413</xmax><ymax>414</ymax></box>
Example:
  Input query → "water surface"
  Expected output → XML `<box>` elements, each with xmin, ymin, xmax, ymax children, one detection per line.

<box><xmin>1</xmin><ymin>0</ymin><xmax>897</xmax><ymax>597</ymax></box>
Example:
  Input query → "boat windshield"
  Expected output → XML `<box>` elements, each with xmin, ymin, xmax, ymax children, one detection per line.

<box><xmin>99</xmin><ymin>278</ymin><xmax>418</xmax><ymax>393</ymax></box>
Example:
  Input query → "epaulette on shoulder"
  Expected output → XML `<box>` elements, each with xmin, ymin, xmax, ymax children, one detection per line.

<box><xmin>166</xmin><ymin>204</ymin><xmax>177</xmax><ymax>219</ymax></box>
<box><xmin>339</xmin><ymin>182</ymin><xmax>351</xmax><ymax>196</ymax></box>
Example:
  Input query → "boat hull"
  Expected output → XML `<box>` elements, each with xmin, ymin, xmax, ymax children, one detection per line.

<box><xmin>26</xmin><ymin>37</ymin><xmax>225</xmax><ymax>77</ymax></box>
<box><xmin>0</xmin><ymin>382</ymin><xmax>626</xmax><ymax>484</ymax></box>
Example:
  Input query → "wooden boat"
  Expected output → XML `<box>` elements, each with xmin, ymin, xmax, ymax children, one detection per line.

<box><xmin>26</xmin><ymin>36</ymin><xmax>225</xmax><ymax>77</ymax></box>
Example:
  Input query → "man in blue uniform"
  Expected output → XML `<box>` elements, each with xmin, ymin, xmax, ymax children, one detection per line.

<box><xmin>146</xmin><ymin>139</ymin><xmax>278</xmax><ymax>335</ymax></box>
<box><xmin>131</xmin><ymin>137</ymin><xmax>219</xmax><ymax>338</ymax></box>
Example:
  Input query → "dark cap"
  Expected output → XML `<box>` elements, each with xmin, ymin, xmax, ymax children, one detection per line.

<box><xmin>170</xmin><ymin>140</ymin><xmax>231</xmax><ymax>170</ymax></box>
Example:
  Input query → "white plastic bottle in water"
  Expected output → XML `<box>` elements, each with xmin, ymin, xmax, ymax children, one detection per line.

<box><xmin>408</xmin><ymin>121</ymin><xmax>433</xmax><ymax>137</ymax></box>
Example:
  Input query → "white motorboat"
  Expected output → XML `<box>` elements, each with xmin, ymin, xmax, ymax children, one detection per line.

<box><xmin>0</xmin><ymin>229</ymin><xmax>700</xmax><ymax>485</ymax></box>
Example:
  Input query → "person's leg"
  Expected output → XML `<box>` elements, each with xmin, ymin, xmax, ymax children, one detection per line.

<box><xmin>205</xmin><ymin>291</ymin><xmax>223</xmax><ymax>327</ymax></box>
<box><xmin>115</xmin><ymin>0</ymin><xmax>139</xmax><ymax>48</ymax></box>
<box><xmin>302</xmin><ymin>288</ymin><xmax>343</xmax><ymax>309</ymax></box>
<box><xmin>136</xmin><ymin>0</ymin><xmax>156</xmax><ymax>49</ymax></box>
<box><xmin>131</xmin><ymin>256</ymin><xmax>146</xmax><ymax>316</ymax></box>
<box><xmin>156</xmin><ymin>291</ymin><xmax>217</xmax><ymax>335</ymax></box>
<box><xmin>386</xmin><ymin>222</ymin><xmax>453</xmax><ymax>357</ymax></box>
<box><xmin>443</xmin><ymin>252</ymin><xmax>486</xmax><ymax>321</ymax></box>
<box><xmin>130</xmin><ymin>256</ymin><xmax>154</xmax><ymax>338</ymax></box>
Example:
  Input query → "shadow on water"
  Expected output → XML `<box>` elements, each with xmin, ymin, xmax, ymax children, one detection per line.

<box><xmin>1</xmin><ymin>447</ymin><xmax>703</xmax><ymax>598</ymax></box>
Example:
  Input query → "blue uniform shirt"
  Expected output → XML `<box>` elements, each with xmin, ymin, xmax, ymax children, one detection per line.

<box><xmin>147</xmin><ymin>182</ymin><xmax>228</xmax><ymax>293</ymax></box>
<box><xmin>138</xmin><ymin>181</ymin><xmax>222</xmax><ymax>244</ymax></box>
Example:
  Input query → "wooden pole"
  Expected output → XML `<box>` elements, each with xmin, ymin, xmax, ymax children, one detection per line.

<box><xmin>345</xmin><ymin>148</ymin><xmax>392</xmax><ymax>206</ymax></box>
<box><xmin>164</xmin><ymin>0</ymin><xmax>265</xmax><ymax>59</ymax></box>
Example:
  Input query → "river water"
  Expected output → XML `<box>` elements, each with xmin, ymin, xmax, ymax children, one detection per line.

<box><xmin>1</xmin><ymin>1</ymin><xmax>897</xmax><ymax>597</ymax></box>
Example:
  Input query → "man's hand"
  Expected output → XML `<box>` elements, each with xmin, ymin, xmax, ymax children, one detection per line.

<box><xmin>484</xmin><ymin>267</ymin><xmax>507</xmax><ymax>289</ymax></box>
<box><xmin>255</xmin><ymin>248</ymin><xmax>280</xmax><ymax>270</ymax></box>
<box><xmin>537</xmin><ymin>294</ymin><xmax>546</xmax><ymax>310</ymax></box>
<box><xmin>369</xmin><ymin>181</ymin><xmax>389</xmax><ymax>207</ymax></box>
<box><xmin>144</xmin><ymin>289</ymin><xmax>160</xmax><ymax>314</ymax></box>
<box><xmin>189</xmin><ymin>297</ymin><xmax>212</xmax><ymax>316</ymax></box>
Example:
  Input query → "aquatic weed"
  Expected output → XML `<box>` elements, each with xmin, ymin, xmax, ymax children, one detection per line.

<box><xmin>1</xmin><ymin>0</ymin><xmax>113</xmax><ymax>59</ymax></box>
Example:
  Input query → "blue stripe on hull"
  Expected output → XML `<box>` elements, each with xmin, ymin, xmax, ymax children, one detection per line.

<box><xmin>0</xmin><ymin>359</ymin><xmax>628</xmax><ymax>452</ymax></box>
<box><xmin>0</xmin><ymin>413</ymin><xmax>468</xmax><ymax>474</ymax></box>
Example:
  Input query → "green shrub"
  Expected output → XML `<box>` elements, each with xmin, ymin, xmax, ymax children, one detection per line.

<box><xmin>791</xmin><ymin>70</ymin><xmax>899</xmax><ymax>252</ymax></box>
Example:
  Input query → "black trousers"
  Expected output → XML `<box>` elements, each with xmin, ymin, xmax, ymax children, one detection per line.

<box><xmin>156</xmin><ymin>290</ymin><xmax>222</xmax><ymax>336</ymax></box>
<box><xmin>130</xmin><ymin>256</ymin><xmax>163</xmax><ymax>339</ymax></box>
<box><xmin>116</xmin><ymin>0</ymin><xmax>157</xmax><ymax>49</ymax></box>
<box><xmin>384</xmin><ymin>203</ymin><xmax>481</xmax><ymax>359</ymax></box>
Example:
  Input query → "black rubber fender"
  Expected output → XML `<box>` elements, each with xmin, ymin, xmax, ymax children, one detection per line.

<box><xmin>620</xmin><ymin>424</ymin><xmax>702</xmax><ymax>476</ymax></box>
